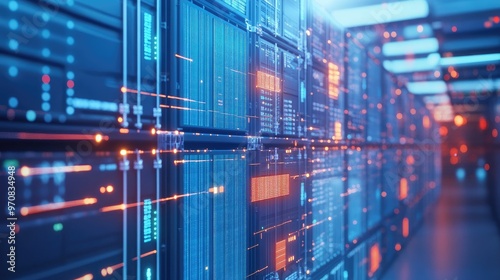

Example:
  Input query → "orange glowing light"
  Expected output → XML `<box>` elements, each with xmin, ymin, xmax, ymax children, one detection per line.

<box><xmin>276</xmin><ymin>240</ymin><xmax>287</xmax><ymax>271</ymax></box>
<box><xmin>119</xmin><ymin>128</ymin><xmax>129</xmax><ymax>134</ymax></box>
<box><xmin>21</xmin><ymin>198</ymin><xmax>97</xmax><ymax>216</ymax></box>
<box><xmin>391</xmin><ymin>31</ymin><xmax>397</xmax><ymax>38</ymax></box>
<box><xmin>402</xmin><ymin>218</ymin><xmax>409</xmax><ymax>238</ymax></box>
<box><xmin>151</xmin><ymin>128</ymin><xmax>156</xmax><ymax>135</ymax></box>
<box><xmin>479</xmin><ymin>117</ymin><xmax>488</xmax><ymax>130</ymax></box>
<box><xmin>106</xmin><ymin>185</ymin><xmax>114</xmax><ymax>193</ymax></box>
<box><xmin>395</xmin><ymin>89</ymin><xmax>401</xmax><ymax>96</ymax></box>
<box><xmin>256</xmin><ymin>71</ymin><xmax>281</xmax><ymax>92</ymax></box>
<box><xmin>95</xmin><ymin>134</ymin><xmax>103</xmax><ymax>143</ymax></box>
<box><xmin>120</xmin><ymin>86</ymin><xmax>127</xmax><ymax>93</ymax></box>
<box><xmin>399</xmin><ymin>178</ymin><xmax>408</xmax><ymax>200</ymax></box>
<box><xmin>74</xmin><ymin>273</ymin><xmax>93</xmax><ymax>280</ymax></box>
<box><xmin>450</xmin><ymin>157</ymin><xmax>459</xmax><ymax>165</ymax></box>
<box><xmin>381</xmin><ymin>191</ymin><xmax>387</xmax><ymax>198</ymax></box>
<box><xmin>422</xmin><ymin>116</ymin><xmax>430</xmax><ymax>129</ymax></box>
<box><xmin>19</xmin><ymin>165</ymin><xmax>92</xmax><ymax>177</ymax></box>
<box><xmin>118</xmin><ymin>117</ymin><xmax>123</xmax><ymax>123</ymax></box>
<box><xmin>396</xmin><ymin>113</ymin><xmax>403</xmax><ymax>120</ymax></box>
<box><xmin>100</xmin><ymin>187</ymin><xmax>106</xmax><ymax>194</ymax></box>
<box><xmin>383</xmin><ymin>31</ymin><xmax>390</xmax><ymax>39</ymax></box>
<box><xmin>485</xmin><ymin>164</ymin><xmax>490</xmax><ymax>171</ymax></box>
<box><xmin>328</xmin><ymin>63</ymin><xmax>340</xmax><ymax>99</ymax></box>
<box><xmin>494</xmin><ymin>16</ymin><xmax>500</xmax><ymax>24</ymax></box>
<box><xmin>120</xmin><ymin>149</ymin><xmax>127</xmax><ymax>156</ymax></box>
<box><xmin>395</xmin><ymin>243</ymin><xmax>402</xmax><ymax>251</ymax></box>
<box><xmin>152</xmin><ymin>149</ymin><xmax>157</xmax><ymax>155</ymax></box>
<box><xmin>369</xmin><ymin>244</ymin><xmax>382</xmax><ymax>276</ymax></box>
<box><xmin>406</xmin><ymin>155</ymin><xmax>415</xmax><ymax>165</ymax></box>
<box><xmin>450</xmin><ymin>147</ymin><xmax>458</xmax><ymax>155</ymax></box>
<box><xmin>334</xmin><ymin>122</ymin><xmax>342</xmax><ymax>140</ymax></box>
<box><xmin>439</xmin><ymin>126</ymin><xmax>448</xmax><ymax>136</ymax></box>
<box><xmin>493</xmin><ymin>129</ymin><xmax>498</xmax><ymax>138</ymax></box>
<box><xmin>454</xmin><ymin>115</ymin><xmax>465</xmax><ymax>127</ymax></box>
<box><xmin>459</xmin><ymin>144</ymin><xmax>468</xmax><ymax>153</ymax></box>
<box><xmin>251</xmin><ymin>174</ymin><xmax>290</xmax><ymax>202</ymax></box>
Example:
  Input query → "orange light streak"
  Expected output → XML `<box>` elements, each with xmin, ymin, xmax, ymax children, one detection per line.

<box><xmin>74</xmin><ymin>273</ymin><xmax>93</xmax><ymax>280</ymax></box>
<box><xmin>11</xmin><ymin>132</ymin><xmax>108</xmax><ymax>141</ymax></box>
<box><xmin>175</xmin><ymin>54</ymin><xmax>193</xmax><ymax>62</ymax></box>
<box><xmin>20</xmin><ymin>165</ymin><xmax>92</xmax><ymax>177</ymax></box>
<box><xmin>132</xmin><ymin>250</ymin><xmax>157</xmax><ymax>261</ymax></box>
<box><xmin>21</xmin><ymin>198</ymin><xmax>97</xmax><ymax>216</ymax></box>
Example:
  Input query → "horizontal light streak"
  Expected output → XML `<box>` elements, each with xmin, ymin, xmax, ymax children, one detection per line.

<box><xmin>21</xmin><ymin>198</ymin><xmax>97</xmax><ymax>216</ymax></box>
<box><xmin>332</xmin><ymin>0</ymin><xmax>429</xmax><ymax>27</ymax></box>
<box><xmin>383</xmin><ymin>38</ymin><xmax>438</xmax><ymax>57</ymax></box>
<box><xmin>20</xmin><ymin>165</ymin><xmax>92</xmax><ymax>177</ymax></box>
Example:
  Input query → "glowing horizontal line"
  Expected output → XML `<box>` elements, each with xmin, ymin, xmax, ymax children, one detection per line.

<box><xmin>122</xmin><ymin>88</ymin><xmax>167</xmax><ymax>98</ymax></box>
<box><xmin>175</xmin><ymin>54</ymin><xmax>193</xmax><ymax>62</ymax></box>
<box><xmin>21</xmin><ymin>198</ymin><xmax>97</xmax><ymax>216</ymax></box>
<box><xmin>246</xmin><ymin>266</ymin><xmax>268</xmax><ymax>278</ymax></box>
<box><xmin>74</xmin><ymin>273</ymin><xmax>93</xmax><ymax>280</ymax></box>
<box><xmin>100</xmin><ymin>192</ymin><xmax>208</xmax><ymax>213</ymax></box>
<box><xmin>132</xmin><ymin>250</ymin><xmax>157</xmax><ymax>261</ymax></box>
<box><xmin>20</xmin><ymin>165</ymin><xmax>92</xmax><ymax>177</ymax></box>
<box><xmin>167</xmin><ymin>95</ymin><xmax>206</xmax><ymax>104</ymax></box>
<box><xmin>14</xmin><ymin>133</ymin><xmax>108</xmax><ymax>141</ymax></box>
<box><xmin>254</xmin><ymin>220</ymin><xmax>292</xmax><ymax>235</ymax></box>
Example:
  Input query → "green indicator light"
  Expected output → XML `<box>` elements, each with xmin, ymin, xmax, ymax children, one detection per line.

<box><xmin>53</xmin><ymin>223</ymin><xmax>63</xmax><ymax>232</ymax></box>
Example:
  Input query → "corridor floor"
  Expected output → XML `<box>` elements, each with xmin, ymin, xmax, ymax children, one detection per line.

<box><xmin>381</xmin><ymin>178</ymin><xmax>500</xmax><ymax>280</ymax></box>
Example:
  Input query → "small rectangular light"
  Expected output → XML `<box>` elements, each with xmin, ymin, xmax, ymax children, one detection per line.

<box><xmin>384</xmin><ymin>53</ymin><xmax>441</xmax><ymax>74</ymax></box>
<box><xmin>383</xmin><ymin>38</ymin><xmax>439</xmax><ymax>57</ymax></box>
<box><xmin>448</xmin><ymin>79</ymin><xmax>500</xmax><ymax>93</ymax></box>
<box><xmin>407</xmin><ymin>80</ymin><xmax>447</xmax><ymax>95</ymax></box>
<box><xmin>441</xmin><ymin>53</ymin><xmax>500</xmax><ymax>67</ymax></box>
<box><xmin>332</xmin><ymin>0</ymin><xmax>429</xmax><ymax>28</ymax></box>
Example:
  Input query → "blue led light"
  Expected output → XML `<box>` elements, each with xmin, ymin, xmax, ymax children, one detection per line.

<box><xmin>67</xmin><ymin>55</ymin><xmax>74</xmax><ymax>63</ymax></box>
<box><xmin>42</xmin><ymin>84</ymin><xmax>50</xmax><ymax>91</ymax></box>
<box><xmin>26</xmin><ymin>110</ymin><xmax>36</xmax><ymax>122</ymax></box>
<box><xmin>42</xmin><ymin>66</ymin><xmax>50</xmax><ymax>74</ymax></box>
<box><xmin>9</xmin><ymin>39</ymin><xmax>18</xmax><ymax>50</ymax></box>
<box><xmin>42</xmin><ymin>92</ymin><xmax>51</xmax><ymax>101</ymax></box>
<box><xmin>476</xmin><ymin>168</ymin><xmax>486</xmax><ymax>182</ymax></box>
<box><xmin>143</xmin><ymin>12</ymin><xmax>153</xmax><ymax>61</ymax></box>
<box><xmin>143</xmin><ymin>199</ymin><xmax>152</xmax><ymax>243</ymax></box>
<box><xmin>8</xmin><ymin>97</ymin><xmax>18</xmax><ymax>108</ymax></box>
<box><xmin>8</xmin><ymin>1</ymin><xmax>18</xmax><ymax>11</ymax></box>
<box><xmin>67</xmin><ymin>71</ymin><xmax>75</xmax><ymax>79</ymax></box>
<box><xmin>66</xmin><ymin>20</ymin><xmax>74</xmax><ymax>29</ymax></box>
<box><xmin>66</xmin><ymin>36</ymin><xmax>74</xmax><ymax>45</ymax></box>
<box><xmin>8</xmin><ymin>19</ymin><xmax>18</xmax><ymax>30</ymax></box>
<box><xmin>66</xmin><ymin>89</ymin><xmax>74</xmax><ymax>96</ymax></box>
<box><xmin>42</xmin><ymin>102</ymin><xmax>50</xmax><ymax>112</ymax></box>
<box><xmin>44</xmin><ymin>114</ymin><xmax>52</xmax><ymax>123</ymax></box>
<box><xmin>42</xmin><ymin>29</ymin><xmax>50</xmax><ymax>39</ymax></box>
<box><xmin>42</xmin><ymin>48</ymin><xmax>51</xmax><ymax>57</ymax></box>
<box><xmin>66</xmin><ymin>107</ymin><xmax>75</xmax><ymax>115</ymax></box>
<box><xmin>41</xmin><ymin>13</ymin><xmax>49</xmax><ymax>22</ymax></box>
<box><xmin>456</xmin><ymin>168</ymin><xmax>466</xmax><ymax>181</ymax></box>
<box><xmin>8</xmin><ymin>66</ymin><xmax>18</xmax><ymax>77</ymax></box>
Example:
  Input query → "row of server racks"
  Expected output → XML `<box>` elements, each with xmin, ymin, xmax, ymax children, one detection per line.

<box><xmin>0</xmin><ymin>0</ymin><xmax>442</xmax><ymax>279</ymax></box>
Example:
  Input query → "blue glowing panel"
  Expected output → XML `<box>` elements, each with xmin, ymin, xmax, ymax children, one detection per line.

<box><xmin>179</xmin><ymin>2</ymin><xmax>247</xmax><ymax>131</ymax></box>
<box><xmin>311</xmin><ymin>150</ymin><xmax>345</xmax><ymax>272</ymax></box>
<box><xmin>182</xmin><ymin>152</ymin><xmax>247</xmax><ymax>279</ymax></box>
<box><xmin>347</xmin><ymin>149</ymin><xmax>366</xmax><ymax>241</ymax></box>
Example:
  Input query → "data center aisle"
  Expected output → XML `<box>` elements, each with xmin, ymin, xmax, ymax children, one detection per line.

<box><xmin>381</xmin><ymin>178</ymin><xmax>500</xmax><ymax>280</ymax></box>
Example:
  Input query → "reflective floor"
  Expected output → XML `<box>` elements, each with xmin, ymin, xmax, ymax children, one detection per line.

<box><xmin>382</xmin><ymin>178</ymin><xmax>500</xmax><ymax>280</ymax></box>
